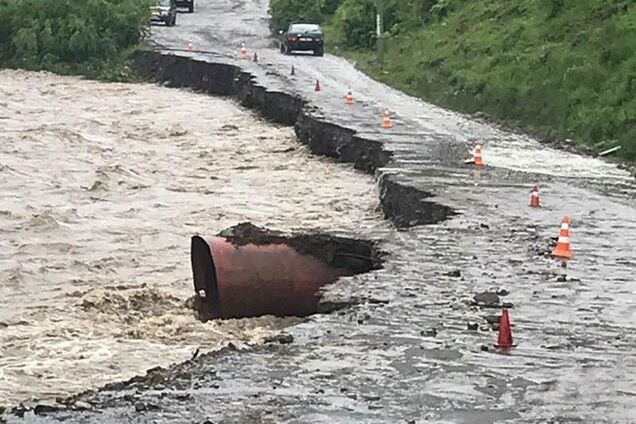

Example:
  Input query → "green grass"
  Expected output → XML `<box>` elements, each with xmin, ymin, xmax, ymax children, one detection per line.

<box><xmin>0</xmin><ymin>0</ymin><xmax>154</xmax><ymax>82</ymax></box>
<box><xmin>282</xmin><ymin>0</ymin><xmax>636</xmax><ymax>162</ymax></box>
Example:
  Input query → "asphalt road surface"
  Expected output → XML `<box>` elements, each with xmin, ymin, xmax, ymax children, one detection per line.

<box><xmin>8</xmin><ymin>0</ymin><xmax>636</xmax><ymax>422</ymax></box>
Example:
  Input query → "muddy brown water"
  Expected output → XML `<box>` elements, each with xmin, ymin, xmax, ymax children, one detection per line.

<box><xmin>0</xmin><ymin>69</ymin><xmax>386</xmax><ymax>406</ymax></box>
<box><xmin>31</xmin><ymin>0</ymin><xmax>632</xmax><ymax>421</ymax></box>
<box><xmin>3</xmin><ymin>0</ymin><xmax>636</xmax><ymax>420</ymax></box>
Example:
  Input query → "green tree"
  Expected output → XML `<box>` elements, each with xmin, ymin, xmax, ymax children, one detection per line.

<box><xmin>269</xmin><ymin>0</ymin><xmax>323</xmax><ymax>32</ymax></box>
<box><xmin>0</xmin><ymin>0</ymin><xmax>153</xmax><ymax>79</ymax></box>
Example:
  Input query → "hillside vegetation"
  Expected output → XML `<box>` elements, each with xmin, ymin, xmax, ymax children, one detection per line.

<box><xmin>0</xmin><ymin>0</ymin><xmax>153</xmax><ymax>81</ymax></box>
<box><xmin>270</xmin><ymin>0</ymin><xmax>636</xmax><ymax>161</ymax></box>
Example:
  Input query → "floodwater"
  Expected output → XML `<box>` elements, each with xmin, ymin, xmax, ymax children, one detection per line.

<box><xmin>3</xmin><ymin>0</ymin><xmax>636</xmax><ymax>420</ymax></box>
<box><xmin>0</xmin><ymin>69</ymin><xmax>384</xmax><ymax>406</ymax></box>
<box><xmin>35</xmin><ymin>0</ymin><xmax>632</xmax><ymax>422</ymax></box>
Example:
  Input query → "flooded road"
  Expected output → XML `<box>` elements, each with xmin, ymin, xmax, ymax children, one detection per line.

<box><xmin>0</xmin><ymin>69</ymin><xmax>384</xmax><ymax>406</ymax></box>
<box><xmin>3</xmin><ymin>0</ymin><xmax>636</xmax><ymax>421</ymax></box>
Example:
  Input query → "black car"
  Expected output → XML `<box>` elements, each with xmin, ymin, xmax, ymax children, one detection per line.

<box><xmin>279</xmin><ymin>23</ymin><xmax>324</xmax><ymax>56</ymax></box>
<box><xmin>176</xmin><ymin>0</ymin><xmax>194</xmax><ymax>13</ymax></box>
<box><xmin>150</xmin><ymin>0</ymin><xmax>177</xmax><ymax>26</ymax></box>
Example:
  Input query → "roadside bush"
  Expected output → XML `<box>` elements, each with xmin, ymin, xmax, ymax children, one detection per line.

<box><xmin>324</xmin><ymin>0</ymin><xmax>440</xmax><ymax>49</ymax></box>
<box><xmin>0</xmin><ymin>0</ymin><xmax>153</xmax><ymax>80</ymax></box>
<box><xmin>321</xmin><ymin>0</ymin><xmax>344</xmax><ymax>15</ymax></box>
<box><xmin>269</xmin><ymin>0</ymin><xmax>352</xmax><ymax>33</ymax></box>
<box><xmin>330</xmin><ymin>0</ymin><xmax>378</xmax><ymax>48</ymax></box>
<box><xmin>269</xmin><ymin>0</ymin><xmax>323</xmax><ymax>32</ymax></box>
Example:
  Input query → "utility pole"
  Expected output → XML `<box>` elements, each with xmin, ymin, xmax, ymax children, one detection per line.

<box><xmin>375</xmin><ymin>0</ymin><xmax>384</xmax><ymax>66</ymax></box>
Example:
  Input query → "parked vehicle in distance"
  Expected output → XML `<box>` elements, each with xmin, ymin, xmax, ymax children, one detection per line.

<box><xmin>151</xmin><ymin>0</ymin><xmax>177</xmax><ymax>26</ymax></box>
<box><xmin>279</xmin><ymin>23</ymin><xmax>324</xmax><ymax>56</ymax></box>
<box><xmin>176</xmin><ymin>0</ymin><xmax>194</xmax><ymax>13</ymax></box>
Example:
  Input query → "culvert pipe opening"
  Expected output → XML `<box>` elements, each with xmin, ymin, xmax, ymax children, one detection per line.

<box><xmin>190</xmin><ymin>222</ymin><xmax>383</xmax><ymax>320</ymax></box>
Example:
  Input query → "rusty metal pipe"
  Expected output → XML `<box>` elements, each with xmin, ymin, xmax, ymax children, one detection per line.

<box><xmin>191</xmin><ymin>235</ymin><xmax>353</xmax><ymax>319</ymax></box>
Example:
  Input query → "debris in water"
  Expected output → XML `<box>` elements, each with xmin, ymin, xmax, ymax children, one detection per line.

<box><xmin>191</xmin><ymin>222</ymin><xmax>383</xmax><ymax>320</ymax></box>
<box><xmin>484</xmin><ymin>314</ymin><xmax>500</xmax><ymax>325</ymax></box>
<box><xmin>598</xmin><ymin>145</ymin><xmax>621</xmax><ymax>157</ymax></box>
<box><xmin>473</xmin><ymin>291</ymin><xmax>501</xmax><ymax>308</ymax></box>
<box><xmin>168</xmin><ymin>125</ymin><xmax>188</xmax><ymax>137</ymax></box>
<box><xmin>264</xmin><ymin>333</ymin><xmax>294</xmax><ymax>344</ymax></box>
<box><xmin>421</xmin><ymin>328</ymin><xmax>438</xmax><ymax>337</ymax></box>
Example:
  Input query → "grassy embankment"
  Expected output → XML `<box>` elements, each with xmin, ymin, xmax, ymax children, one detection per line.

<box><xmin>269</xmin><ymin>0</ymin><xmax>636</xmax><ymax>162</ymax></box>
<box><xmin>0</xmin><ymin>0</ymin><xmax>153</xmax><ymax>81</ymax></box>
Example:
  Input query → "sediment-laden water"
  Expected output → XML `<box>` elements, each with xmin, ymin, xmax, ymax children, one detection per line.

<box><xmin>0</xmin><ymin>69</ymin><xmax>384</xmax><ymax>406</ymax></box>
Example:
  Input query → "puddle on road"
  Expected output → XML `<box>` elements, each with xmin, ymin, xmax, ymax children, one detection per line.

<box><xmin>0</xmin><ymin>69</ymin><xmax>384</xmax><ymax>406</ymax></box>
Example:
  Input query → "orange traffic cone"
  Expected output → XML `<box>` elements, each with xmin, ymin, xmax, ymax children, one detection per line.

<box><xmin>314</xmin><ymin>79</ymin><xmax>321</xmax><ymax>92</ymax></box>
<box><xmin>252</xmin><ymin>52</ymin><xmax>258</xmax><ymax>63</ymax></box>
<box><xmin>474</xmin><ymin>143</ymin><xmax>484</xmax><ymax>167</ymax></box>
<box><xmin>381</xmin><ymin>109</ymin><xmax>392</xmax><ymax>129</ymax></box>
<box><xmin>290</xmin><ymin>65</ymin><xmax>295</xmax><ymax>76</ymax></box>
<box><xmin>530</xmin><ymin>185</ymin><xmax>541</xmax><ymax>208</ymax></box>
<box><xmin>551</xmin><ymin>215</ymin><xmax>572</xmax><ymax>259</ymax></box>
<box><xmin>345</xmin><ymin>90</ymin><xmax>354</xmax><ymax>105</ymax></box>
<box><xmin>239</xmin><ymin>43</ymin><xmax>247</xmax><ymax>57</ymax></box>
<box><xmin>495</xmin><ymin>309</ymin><xmax>515</xmax><ymax>352</ymax></box>
<box><xmin>187</xmin><ymin>41</ymin><xmax>194</xmax><ymax>52</ymax></box>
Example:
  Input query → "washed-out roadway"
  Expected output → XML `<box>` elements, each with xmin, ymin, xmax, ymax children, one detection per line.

<box><xmin>8</xmin><ymin>0</ymin><xmax>636</xmax><ymax>422</ymax></box>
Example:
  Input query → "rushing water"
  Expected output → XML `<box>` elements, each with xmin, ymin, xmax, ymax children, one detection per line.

<box><xmin>0</xmin><ymin>69</ymin><xmax>385</xmax><ymax>406</ymax></box>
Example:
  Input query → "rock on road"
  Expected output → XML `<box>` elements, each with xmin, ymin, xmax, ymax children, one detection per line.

<box><xmin>12</xmin><ymin>0</ymin><xmax>636</xmax><ymax>422</ymax></box>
